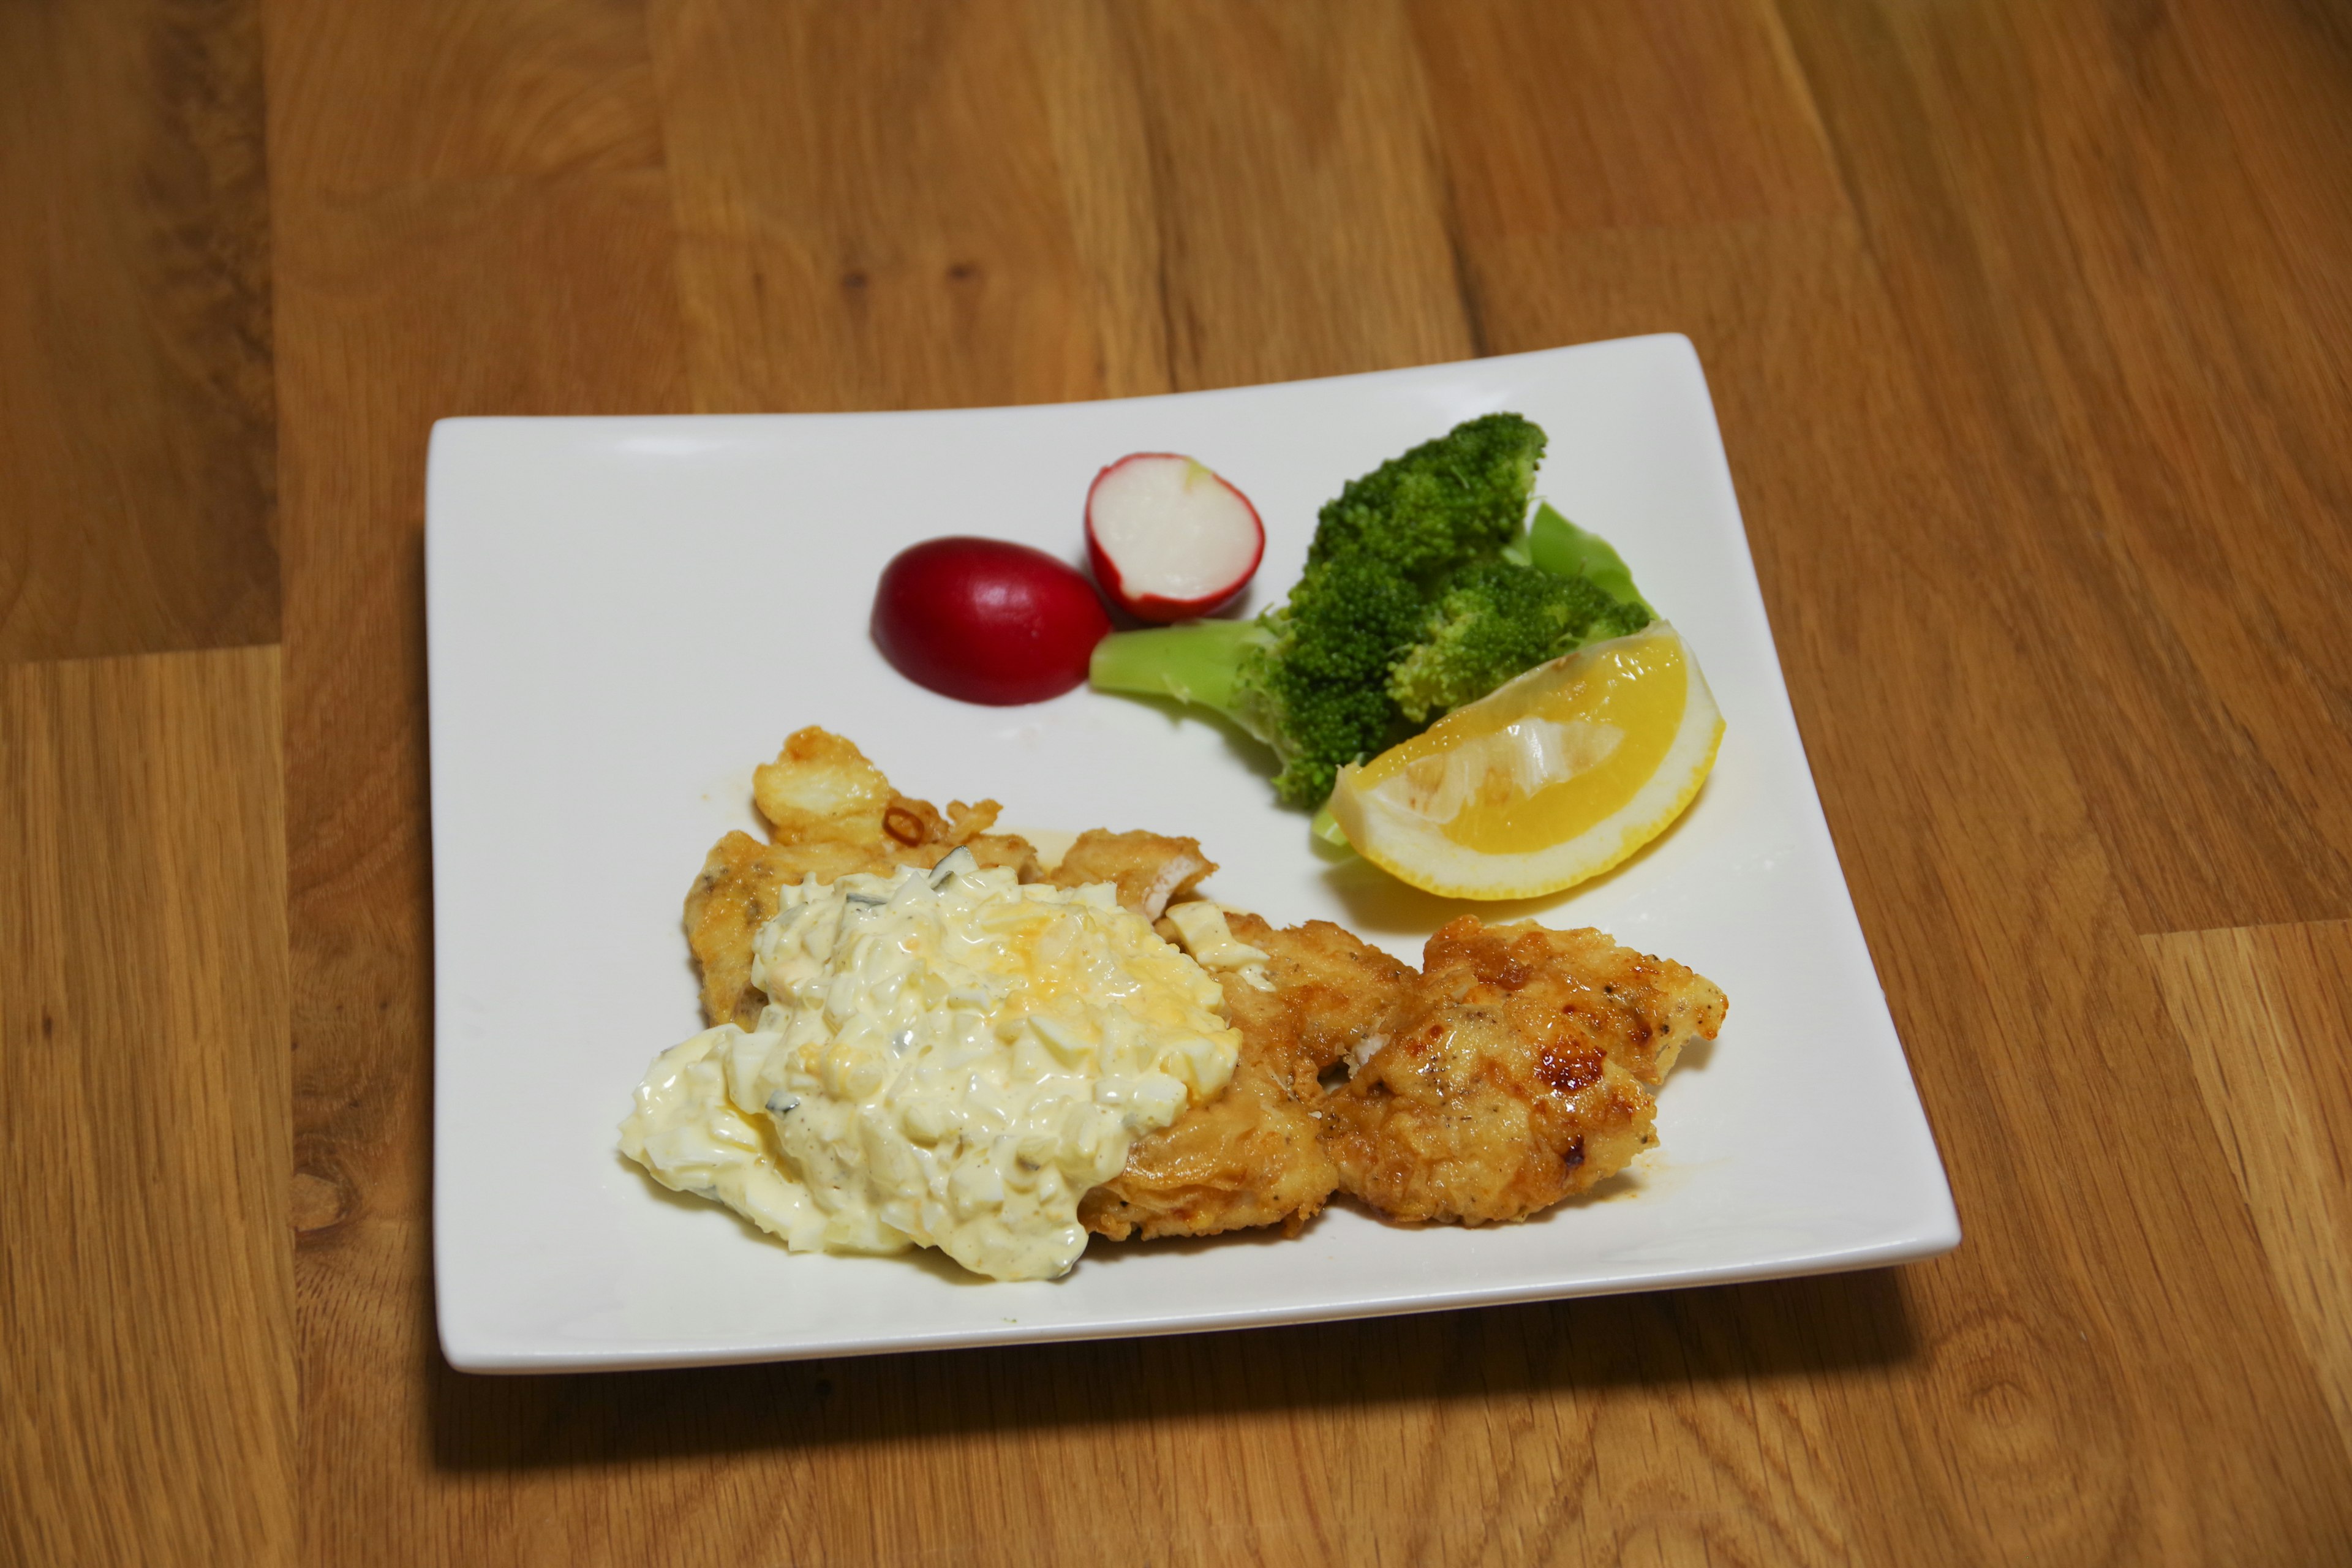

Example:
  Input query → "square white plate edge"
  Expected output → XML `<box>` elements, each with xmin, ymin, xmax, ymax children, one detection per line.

<box><xmin>425</xmin><ymin>336</ymin><xmax>1959</xmax><ymax>1373</ymax></box>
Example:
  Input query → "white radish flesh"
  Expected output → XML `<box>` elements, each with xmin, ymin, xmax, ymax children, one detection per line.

<box><xmin>1085</xmin><ymin>454</ymin><xmax>1264</xmax><ymax>622</ymax></box>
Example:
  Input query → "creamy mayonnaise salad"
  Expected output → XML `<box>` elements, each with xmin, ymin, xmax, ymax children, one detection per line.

<box><xmin>619</xmin><ymin>850</ymin><xmax>1242</xmax><ymax>1281</ymax></box>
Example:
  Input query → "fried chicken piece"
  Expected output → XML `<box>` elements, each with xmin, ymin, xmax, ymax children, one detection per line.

<box><xmin>753</xmin><ymin>727</ymin><xmax>894</xmax><ymax>846</ymax></box>
<box><xmin>1322</xmin><ymin>916</ymin><xmax>1727</xmax><ymax>1226</ymax></box>
<box><xmin>686</xmin><ymin>831</ymin><xmax>853</xmax><ymax>1030</ymax></box>
<box><xmin>685</xmin><ymin>729</ymin><xmax>1035</xmax><ymax>1028</ymax></box>
<box><xmin>1218</xmin><ymin>913</ymin><xmax>1417</xmax><ymax>1097</ymax></box>
<box><xmin>1079</xmin><ymin>981</ymin><xmax>1338</xmax><ymax>1241</ymax></box>
<box><xmin>1044</xmin><ymin>829</ymin><xmax>1213</xmax><ymax>921</ymax></box>
<box><xmin>1082</xmin><ymin>910</ymin><xmax>1412</xmax><ymax>1241</ymax></box>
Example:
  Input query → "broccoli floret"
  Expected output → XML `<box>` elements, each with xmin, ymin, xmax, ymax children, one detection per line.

<box><xmin>1387</xmin><ymin>559</ymin><xmax>1652</xmax><ymax>725</ymax></box>
<box><xmin>1303</xmin><ymin>412</ymin><xmax>1547</xmax><ymax>578</ymax></box>
<box><xmin>1088</xmin><ymin>413</ymin><xmax>1650</xmax><ymax>807</ymax></box>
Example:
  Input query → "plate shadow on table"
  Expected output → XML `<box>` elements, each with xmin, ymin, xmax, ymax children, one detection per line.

<box><xmin>424</xmin><ymin>1261</ymin><xmax>1921</xmax><ymax>1474</ymax></box>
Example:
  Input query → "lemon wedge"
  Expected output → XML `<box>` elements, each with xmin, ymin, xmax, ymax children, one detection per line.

<box><xmin>1327</xmin><ymin>622</ymin><xmax>1723</xmax><ymax>900</ymax></box>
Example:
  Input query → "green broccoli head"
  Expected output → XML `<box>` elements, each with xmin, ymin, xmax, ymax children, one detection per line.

<box><xmin>1241</xmin><ymin>554</ymin><xmax>1434</xmax><ymax>805</ymax></box>
<box><xmin>1305</xmin><ymin>412</ymin><xmax>1547</xmax><ymax>581</ymax></box>
<box><xmin>1233</xmin><ymin>413</ymin><xmax>1549</xmax><ymax>803</ymax></box>
<box><xmin>1386</xmin><ymin>560</ymin><xmax>1654</xmax><ymax>726</ymax></box>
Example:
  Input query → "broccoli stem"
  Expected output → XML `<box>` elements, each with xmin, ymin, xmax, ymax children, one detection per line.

<box><xmin>1088</xmin><ymin>619</ymin><xmax>1262</xmax><ymax>716</ymax></box>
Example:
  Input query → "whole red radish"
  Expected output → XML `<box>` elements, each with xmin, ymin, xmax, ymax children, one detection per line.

<box><xmin>1085</xmin><ymin>454</ymin><xmax>1264</xmax><ymax>623</ymax></box>
<box><xmin>872</xmin><ymin>536</ymin><xmax>1110</xmax><ymax>705</ymax></box>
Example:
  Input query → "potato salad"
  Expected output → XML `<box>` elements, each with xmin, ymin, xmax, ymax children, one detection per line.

<box><xmin>620</xmin><ymin>850</ymin><xmax>1240</xmax><ymax>1281</ymax></box>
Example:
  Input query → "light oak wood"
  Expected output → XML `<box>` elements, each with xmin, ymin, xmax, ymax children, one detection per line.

<box><xmin>4</xmin><ymin>0</ymin><xmax>2351</xmax><ymax>1560</ymax></box>
<box><xmin>1408</xmin><ymin>0</ymin><xmax>1845</xmax><ymax>235</ymax></box>
<box><xmin>1774</xmin><ymin>0</ymin><xmax>2352</xmax><ymax>937</ymax></box>
<box><xmin>2149</xmin><ymin>922</ymin><xmax>2352</xmax><ymax>1460</ymax></box>
<box><xmin>0</xmin><ymin>0</ymin><xmax>277</xmax><ymax>663</ymax></box>
<box><xmin>1088</xmin><ymin>0</ymin><xmax>1474</xmax><ymax>389</ymax></box>
<box><xmin>657</xmin><ymin>0</ymin><xmax>1110</xmax><ymax>412</ymax></box>
<box><xmin>0</xmin><ymin>648</ymin><xmax>293</xmax><ymax>1566</ymax></box>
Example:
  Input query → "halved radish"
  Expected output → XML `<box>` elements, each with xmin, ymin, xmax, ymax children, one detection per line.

<box><xmin>1085</xmin><ymin>454</ymin><xmax>1265</xmax><ymax>623</ymax></box>
<box><xmin>872</xmin><ymin>537</ymin><xmax>1110</xmax><ymax>705</ymax></box>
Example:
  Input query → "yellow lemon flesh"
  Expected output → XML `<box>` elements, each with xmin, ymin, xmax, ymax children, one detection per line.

<box><xmin>1327</xmin><ymin>622</ymin><xmax>1723</xmax><ymax>900</ymax></box>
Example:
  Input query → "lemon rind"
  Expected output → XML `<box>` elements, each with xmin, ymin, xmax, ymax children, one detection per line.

<box><xmin>1330</xmin><ymin>627</ymin><xmax>1725</xmax><ymax>901</ymax></box>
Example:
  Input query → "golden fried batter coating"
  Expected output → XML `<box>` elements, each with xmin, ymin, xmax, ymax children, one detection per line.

<box><xmin>1079</xmin><ymin>980</ymin><xmax>1338</xmax><ymax>1241</ymax></box>
<box><xmin>685</xmin><ymin>729</ymin><xmax>1035</xmax><ymax>1028</ymax></box>
<box><xmin>1219</xmin><ymin>913</ymin><xmax>1416</xmax><ymax>1097</ymax></box>
<box><xmin>1044</xmin><ymin>829</ymin><xmax>1214</xmax><ymax>921</ymax></box>
<box><xmin>685</xmin><ymin>831</ymin><xmax>840</xmax><ymax>1031</ymax></box>
<box><xmin>1082</xmin><ymin>912</ymin><xmax>1411</xmax><ymax>1241</ymax></box>
<box><xmin>1323</xmin><ymin>917</ymin><xmax>1727</xmax><ymax>1225</ymax></box>
<box><xmin>753</xmin><ymin>727</ymin><xmax>894</xmax><ymax>845</ymax></box>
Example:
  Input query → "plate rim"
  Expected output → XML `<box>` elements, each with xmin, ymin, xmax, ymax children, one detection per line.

<box><xmin>426</xmin><ymin>334</ymin><xmax>1959</xmax><ymax>1373</ymax></box>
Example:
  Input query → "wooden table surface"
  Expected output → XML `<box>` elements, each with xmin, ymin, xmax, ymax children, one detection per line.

<box><xmin>7</xmin><ymin>2</ymin><xmax>2351</xmax><ymax>1562</ymax></box>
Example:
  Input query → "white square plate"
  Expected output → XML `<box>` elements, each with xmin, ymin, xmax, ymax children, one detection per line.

<box><xmin>428</xmin><ymin>336</ymin><xmax>1957</xmax><ymax>1373</ymax></box>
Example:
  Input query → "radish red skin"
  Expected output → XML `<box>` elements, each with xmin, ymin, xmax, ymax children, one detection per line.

<box><xmin>872</xmin><ymin>537</ymin><xmax>1111</xmax><ymax>705</ymax></box>
<box><xmin>1085</xmin><ymin>453</ymin><xmax>1265</xmax><ymax>622</ymax></box>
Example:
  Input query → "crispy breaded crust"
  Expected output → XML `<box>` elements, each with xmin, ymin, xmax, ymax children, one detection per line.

<box><xmin>1220</xmin><ymin>913</ymin><xmax>1416</xmax><ymax>1096</ymax></box>
<box><xmin>752</xmin><ymin>726</ymin><xmax>894</xmax><ymax>844</ymax></box>
<box><xmin>1078</xmin><ymin>1000</ymin><xmax>1339</xmax><ymax>1242</ymax></box>
<box><xmin>1323</xmin><ymin>917</ymin><xmax>1727</xmax><ymax>1224</ymax></box>
<box><xmin>1044</xmin><ymin>829</ymin><xmax>1215</xmax><ymax>920</ymax></box>
<box><xmin>1081</xmin><ymin>914</ymin><xmax>1410</xmax><ymax>1242</ymax></box>
<box><xmin>685</xmin><ymin>729</ymin><xmax>1035</xmax><ymax>1027</ymax></box>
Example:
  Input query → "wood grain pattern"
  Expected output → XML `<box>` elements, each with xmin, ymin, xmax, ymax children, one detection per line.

<box><xmin>0</xmin><ymin>0</ymin><xmax>277</xmax><ymax>665</ymax></box>
<box><xmin>655</xmin><ymin>0</ymin><xmax>1108</xmax><ymax>412</ymax></box>
<box><xmin>1093</xmin><ymin>0</ymin><xmax>1474</xmax><ymax>388</ymax></box>
<box><xmin>1774</xmin><ymin>0</ymin><xmax>2352</xmax><ymax>937</ymax></box>
<box><xmin>4</xmin><ymin>0</ymin><xmax>2350</xmax><ymax>1559</ymax></box>
<box><xmin>0</xmin><ymin>647</ymin><xmax>293</xmax><ymax>1566</ymax></box>
<box><xmin>1022</xmin><ymin>0</ymin><xmax>1178</xmax><ymax>401</ymax></box>
<box><xmin>1408</xmin><ymin>0</ymin><xmax>1844</xmax><ymax>235</ymax></box>
<box><xmin>265</xmin><ymin>0</ymin><xmax>663</xmax><ymax>194</ymax></box>
<box><xmin>2148</xmin><ymin>922</ymin><xmax>2352</xmax><ymax>1461</ymax></box>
